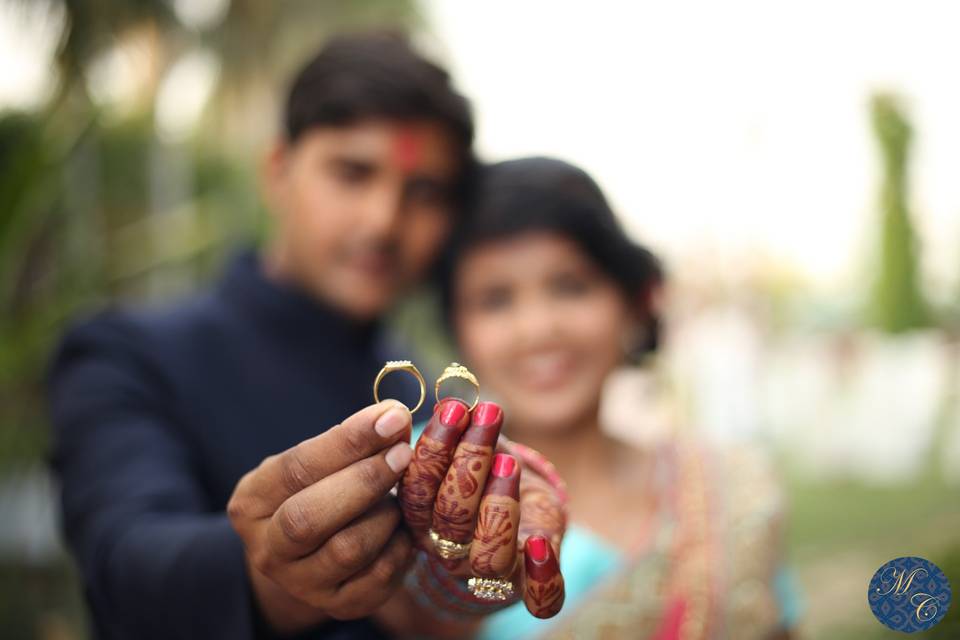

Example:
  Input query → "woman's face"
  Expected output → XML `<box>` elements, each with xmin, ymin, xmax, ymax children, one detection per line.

<box><xmin>453</xmin><ymin>231</ymin><xmax>633</xmax><ymax>433</ymax></box>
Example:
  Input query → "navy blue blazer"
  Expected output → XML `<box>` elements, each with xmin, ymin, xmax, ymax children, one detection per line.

<box><xmin>47</xmin><ymin>250</ymin><xmax>428</xmax><ymax>639</ymax></box>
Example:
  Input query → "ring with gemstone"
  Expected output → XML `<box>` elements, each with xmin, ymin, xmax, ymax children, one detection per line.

<box><xmin>434</xmin><ymin>362</ymin><xmax>480</xmax><ymax>412</ymax></box>
<box><xmin>467</xmin><ymin>576</ymin><xmax>515</xmax><ymax>601</ymax></box>
<box><xmin>373</xmin><ymin>360</ymin><xmax>426</xmax><ymax>414</ymax></box>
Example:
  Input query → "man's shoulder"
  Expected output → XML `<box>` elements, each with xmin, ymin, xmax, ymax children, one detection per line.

<box><xmin>45</xmin><ymin>289</ymin><xmax>235</xmax><ymax>436</ymax></box>
<box><xmin>53</xmin><ymin>287</ymin><xmax>229</xmax><ymax>373</ymax></box>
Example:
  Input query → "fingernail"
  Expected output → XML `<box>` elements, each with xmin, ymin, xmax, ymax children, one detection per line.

<box><xmin>385</xmin><ymin>442</ymin><xmax>414</xmax><ymax>473</ymax></box>
<box><xmin>525</xmin><ymin>534</ymin><xmax>561</xmax><ymax>583</ymax></box>
<box><xmin>375</xmin><ymin>406</ymin><xmax>410</xmax><ymax>438</ymax></box>
<box><xmin>439</xmin><ymin>399</ymin><xmax>467</xmax><ymax>427</ymax></box>
<box><xmin>491</xmin><ymin>453</ymin><xmax>516</xmax><ymax>478</ymax></box>
<box><xmin>526</xmin><ymin>535</ymin><xmax>548</xmax><ymax>563</ymax></box>
<box><xmin>483</xmin><ymin>454</ymin><xmax>520</xmax><ymax>500</ymax></box>
<box><xmin>463</xmin><ymin>403</ymin><xmax>503</xmax><ymax>447</ymax></box>
<box><xmin>524</xmin><ymin>535</ymin><xmax>564</xmax><ymax>617</ymax></box>
<box><xmin>473</xmin><ymin>402</ymin><xmax>501</xmax><ymax>427</ymax></box>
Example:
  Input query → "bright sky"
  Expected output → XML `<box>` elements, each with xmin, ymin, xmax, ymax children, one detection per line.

<box><xmin>423</xmin><ymin>0</ymin><xmax>960</xmax><ymax>292</ymax></box>
<box><xmin>3</xmin><ymin>1</ymin><xmax>959</xmax><ymax>293</ymax></box>
<box><xmin>0</xmin><ymin>2</ymin><xmax>62</xmax><ymax>110</ymax></box>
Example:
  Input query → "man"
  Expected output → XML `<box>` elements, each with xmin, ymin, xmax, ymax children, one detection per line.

<box><xmin>48</xmin><ymin>32</ymin><xmax>477</xmax><ymax>639</ymax></box>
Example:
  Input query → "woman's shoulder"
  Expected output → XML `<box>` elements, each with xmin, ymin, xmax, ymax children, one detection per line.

<box><xmin>663</xmin><ymin>435</ymin><xmax>785</xmax><ymax>523</ymax></box>
<box><xmin>656</xmin><ymin>436</ymin><xmax>788</xmax><ymax>589</ymax></box>
<box><xmin>663</xmin><ymin>436</ymin><xmax>789</xmax><ymax>635</ymax></box>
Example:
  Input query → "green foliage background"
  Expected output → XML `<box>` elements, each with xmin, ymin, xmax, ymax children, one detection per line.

<box><xmin>0</xmin><ymin>3</ymin><xmax>955</xmax><ymax>639</ymax></box>
<box><xmin>0</xmin><ymin>2</ymin><xmax>420</xmax><ymax>637</ymax></box>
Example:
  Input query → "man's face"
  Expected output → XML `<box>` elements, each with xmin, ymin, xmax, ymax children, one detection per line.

<box><xmin>264</xmin><ymin>119</ymin><xmax>461</xmax><ymax>321</ymax></box>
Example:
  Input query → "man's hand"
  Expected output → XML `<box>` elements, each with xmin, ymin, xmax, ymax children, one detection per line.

<box><xmin>227</xmin><ymin>401</ymin><xmax>416</xmax><ymax>631</ymax></box>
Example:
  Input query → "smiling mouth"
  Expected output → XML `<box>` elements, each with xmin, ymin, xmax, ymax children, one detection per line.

<box><xmin>514</xmin><ymin>352</ymin><xmax>577</xmax><ymax>390</ymax></box>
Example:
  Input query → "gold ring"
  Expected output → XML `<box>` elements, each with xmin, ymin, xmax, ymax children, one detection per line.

<box><xmin>467</xmin><ymin>577</ymin><xmax>515</xmax><ymax>601</ymax></box>
<box><xmin>429</xmin><ymin>529</ymin><xmax>471</xmax><ymax>560</ymax></box>
<box><xmin>373</xmin><ymin>360</ymin><xmax>426</xmax><ymax>414</ymax></box>
<box><xmin>434</xmin><ymin>362</ymin><xmax>480</xmax><ymax>412</ymax></box>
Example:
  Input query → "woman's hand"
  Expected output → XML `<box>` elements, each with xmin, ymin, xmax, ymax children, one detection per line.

<box><xmin>398</xmin><ymin>399</ymin><xmax>566</xmax><ymax>619</ymax></box>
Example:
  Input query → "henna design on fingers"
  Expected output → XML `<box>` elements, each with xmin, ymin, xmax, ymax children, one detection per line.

<box><xmin>400</xmin><ymin>436</ymin><xmax>450</xmax><ymax>531</ymax></box>
<box><xmin>431</xmin><ymin>402</ymin><xmax>503</xmax><ymax>544</ymax></box>
<box><xmin>525</xmin><ymin>575</ymin><xmax>565</xmax><ymax>618</ymax></box>
<box><xmin>472</xmin><ymin>496</ymin><xmax>518</xmax><ymax>576</ymax></box>
<box><xmin>524</xmin><ymin>535</ymin><xmax>565</xmax><ymax>619</ymax></box>
<box><xmin>518</xmin><ymin>473</ymin><xmax>565</xmax><ymax>551</ymax></box>
<box><xmin>470</xmin><ymin>453</ymin><xmax>520</xmax><ymax>578</ymax></box>
<box><xmin>453</xmin><ymin>447</ymin><xmax>485</xmax><ymax>498</ymax></box>
<box><xmin>433</xmin><ymin>443</ymin><xmax>490</xmax><ymax>542</ymax></box>
<box><xmin>398</xmin><ymin>400</ymin><xmax>469</xmax><ymax>531</ymax></box>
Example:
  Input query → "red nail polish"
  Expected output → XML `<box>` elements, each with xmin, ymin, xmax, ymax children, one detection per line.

<box><xmin>439</xmin><ymin>400</ymin><xmax>467</xmax><ymax>427</ymax></box>
<box><xmin>491</xmin><ymin>453</ymin><xmax>516</xmax><ymax>478</ymax></box>
<box><xmin>524</xmin><ymin>535</ymin><xmax>564</xmax><ymax>616</ymax></box>
<box><xmin>526</xmin><ymin>535</ymin><xmax>548</xmax><ymax>563</ymax></box>
<box><xmin>473</xmin><ymin>402</ymin><xmax>502</xmax><ymax>427</ymax></box>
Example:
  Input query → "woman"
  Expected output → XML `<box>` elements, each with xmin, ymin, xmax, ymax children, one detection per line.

<box><xmin>436</xmin><ymin>157</ymin><xmax>800</xmax><ymax>639</ymax></box>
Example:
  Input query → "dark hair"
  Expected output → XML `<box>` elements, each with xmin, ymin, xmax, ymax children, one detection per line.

<box><xmin>284</xmin><ymin>31</ymin><xmax>473</xmax><ymax>161</ymax></box>
<box><xmin>439</xmin><ymin>157</ymin><xmax>664</xmax><ymax>355</ymax></box>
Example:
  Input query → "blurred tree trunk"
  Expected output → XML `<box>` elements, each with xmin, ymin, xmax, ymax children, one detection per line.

<box><xmin>865</xmin><ymin>94</ymin><xmax>932</xmax><ymax>333</ymax></box>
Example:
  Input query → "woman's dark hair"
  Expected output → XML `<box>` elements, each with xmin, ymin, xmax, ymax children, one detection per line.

<box><xmin>439</xmin><ymin>157</ymin><xmax>664</xmax><ymax>355</ymax></box>
<box><xmin>284</xmin><ymin>31</ymin><xmax>473</xmax><ymax>158</ymax></box>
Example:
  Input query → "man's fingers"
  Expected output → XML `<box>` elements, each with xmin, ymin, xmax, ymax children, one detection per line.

<box><xmin>398</xmin><ymin>399</ymin><xmax>470</xmax><ymax>532</ymax></box>
<box><xmin>242</xmin><ymin>401</ymin><xmax>412</xmax><ymax>515</ymax></box>
<box><xmin>523</xmin><ymin>535</ymin><xmax>565</xmax><ymax>619</ymax></box>
<box><xmin>431</xmin><ymin>402</ymin><xmax>503</xmax><ymax>545</ymax></box>
<box><xmin>469</xmin><ymin>453</ymin><xmax>520</xmax><ymax>578</ymax></box>
<box><xmin>267</xmin><ymin>442</ymin><xmax>413</xmax><ymax>560</ymax></box>
<box><xmin>326</xmin><ymin>528</ymin><xmax>414</xmax><ymax>620</ymax></box>
<box><xmin>275</xmin><ymin>497</ymin><xmax>402</xmax><ymax>599</ymax></box>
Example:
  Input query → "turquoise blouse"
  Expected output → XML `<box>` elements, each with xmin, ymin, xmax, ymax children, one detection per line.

<box><xmin>410</xmin><ymin>424</ymin><xmax>803</xmax><ymax>639</ymax></box>
<box><xmin>477</xmin><ymin>524</ymin><xmax>802</xmax><ymax>639</ymax></box>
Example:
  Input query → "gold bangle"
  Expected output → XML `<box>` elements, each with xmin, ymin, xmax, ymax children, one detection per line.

<box><xmin>434</xmin><ymin>362</ymin><xmax>480</xmax><ymax>412</ymax></box>
<box><xmin>373</xmin><ymin>360</ymin><xmax>426</xmax><ymax>414</ymax></box>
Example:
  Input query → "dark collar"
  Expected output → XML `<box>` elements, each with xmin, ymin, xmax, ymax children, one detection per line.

<box><xmin>217</xmin><ymin>248</ymin><xmax>379</xmax><ymax>352</ymax></box>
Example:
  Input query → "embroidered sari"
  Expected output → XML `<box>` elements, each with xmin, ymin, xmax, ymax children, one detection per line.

<box><xmin>478</xmin><ymin>439</ymin><xmax>801</xmax><ymax>639</ymax></box>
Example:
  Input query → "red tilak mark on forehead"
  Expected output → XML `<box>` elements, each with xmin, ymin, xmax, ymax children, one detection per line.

<box><xmin>393</xmin><ymin>128</ymin><xmax>423</xmax><ymax>173</ymax></box>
